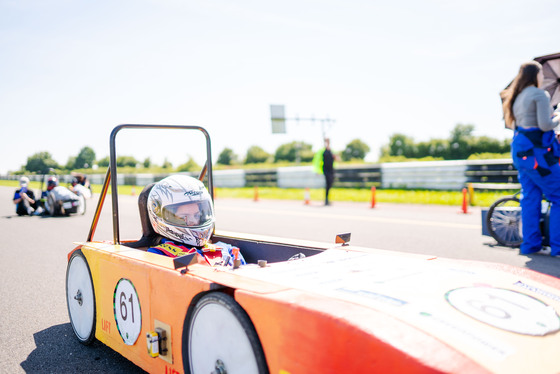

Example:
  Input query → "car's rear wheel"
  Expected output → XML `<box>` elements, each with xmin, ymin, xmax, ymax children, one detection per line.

<box><xmin>66</xmin><ymin>250</ymin><xmax>96</xmax><ymax>345</ymax></box>
<box><xmin>185</xmin><ymin>293</ymin><xmax>268</xmax><ymax>374</ymax></box>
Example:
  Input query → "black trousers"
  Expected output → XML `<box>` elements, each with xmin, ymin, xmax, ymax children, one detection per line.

<box><xmin>324</xmin><ymin>171</ymin><xmax>334</xmax><ymax>204</ymax></box>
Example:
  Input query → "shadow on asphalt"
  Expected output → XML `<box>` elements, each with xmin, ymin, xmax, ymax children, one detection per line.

<box><xmin>524</xmin><ymin>256</ymin><xmax>560</xmax><ymax>278</ymax></box>
<box><xmin>484</xmin><ymin>242</ymin><xmax>560</xmax><ymax>278</ymax></box>
<box><xmin>20</xmin><ymin>323</ymin><xmax>146</xmax><ymax>373</ymax></box>
<box><xmin>1</xmin><ymin>214</ymin><xmax>75</xmax><ymax>219</ymax></box>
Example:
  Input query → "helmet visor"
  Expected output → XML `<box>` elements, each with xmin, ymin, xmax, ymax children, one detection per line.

<box><xmin>162</xmin><ymin>200</ymin><xmax>213</xmax><ymax>228</ymax></box>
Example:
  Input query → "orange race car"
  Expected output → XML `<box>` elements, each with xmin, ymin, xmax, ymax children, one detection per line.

<box><xmin>67</xmin><ymin>124</ymin><xmax>560</xmax><ymax>374</ymax></box>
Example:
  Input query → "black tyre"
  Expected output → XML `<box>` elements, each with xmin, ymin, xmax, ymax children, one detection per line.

<box><xmin>66</xmin><ymin>250</ymin><xmax>96</xmax><ymax>345</ymax></box>
<box><xmin>46</xmin><ymin>192</ymin><xmax>57</xmax><ymax>216</ymax></box>
<box><xmin>184</xmin><ymin>293</ymin><xmax>268</xmax><ymax>374</ymax></box>
<box><xmin>487</xmin><ymin>195</ymin><xmax>522</xmax><ymax>247</ymax></box>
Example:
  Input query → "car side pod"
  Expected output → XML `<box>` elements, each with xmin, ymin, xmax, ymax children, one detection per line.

<box><xmin>336</xmin><ymin>232</ymin><xmax>351</xmax><ymax>246</ymax></box>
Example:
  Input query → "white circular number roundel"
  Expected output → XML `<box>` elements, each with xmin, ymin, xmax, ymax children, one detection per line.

<box><xmin>113</xmin><ymin>278</ymin><xmax>142</xmax><ymax>345</ymax></box>
<box><xmin>446</xmin><ymin>287</ymin><xmax>560</xmax><ymax>336</ymax></box>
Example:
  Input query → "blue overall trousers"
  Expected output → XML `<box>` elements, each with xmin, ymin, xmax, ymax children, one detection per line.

<box><xmin>511</xmin><ymin>127</ymin><xmax>560</xmax><ymax>255</ymax></box>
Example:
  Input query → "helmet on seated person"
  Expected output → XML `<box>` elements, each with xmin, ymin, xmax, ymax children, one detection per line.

<box><xmin>20</xmin><ymin>176</ymin><xmax>30</xmax><ymax>188</ymax></box>
<box><xmin>47</xmin><ymin>176</ymin><xmax>58</xmax><ymax>191</ymax></box>
<box><xmin>147</xmin><ymin>175</ymin><xmax>215</xmax><ymax>247</ymax></box>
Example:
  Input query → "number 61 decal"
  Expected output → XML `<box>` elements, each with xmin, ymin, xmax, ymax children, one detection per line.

<box><xmin>446</xmin><ymin>287</ymin><xmax>560</xmax><ymax>336</ymax></box>
<box><xmin>113</xmin><ymin>278</ymin><xmax>142</xmax><ymax>345</ymax></box>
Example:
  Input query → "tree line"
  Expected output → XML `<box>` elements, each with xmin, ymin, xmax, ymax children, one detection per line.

<box><xmin>216</xmin><ymin>138</ymin><xmax>370</xmax><ymax>166</ymax></box>
<box><xmin>380</xmin><ymin>124</ymin><xmax>510</xmax><ymax>161</ymax></box>
<box><xmin>15</xmin><ymin>124</ymin><xmax>509</xmax><ymax>174</ymax></box>
<box><xmin>18</xmin><ymin>139</ymin><xmax>371</xmax><ymax>174</ymax></box>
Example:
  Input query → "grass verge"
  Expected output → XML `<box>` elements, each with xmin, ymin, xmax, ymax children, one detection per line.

<box><xmin>0</xmin><ymin>180</ymin><xmax>514</xmax><ymax>207</ymax></box>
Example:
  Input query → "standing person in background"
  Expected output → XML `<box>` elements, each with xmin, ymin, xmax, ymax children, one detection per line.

<box><xmin>322</xmin><ymin>138</ymin><xmax>336</xmax><ymax>206</ymax></box>
<box><xmin>501</xmin><ymin>60</ymin><xmax>560</xmax><ymax>256</ymax></box>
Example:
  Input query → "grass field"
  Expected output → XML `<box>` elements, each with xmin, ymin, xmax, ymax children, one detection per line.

<box><xmin>2</xmin><ymin>180</ymin><xmax>515</xmax><ymax>207</ymax></box>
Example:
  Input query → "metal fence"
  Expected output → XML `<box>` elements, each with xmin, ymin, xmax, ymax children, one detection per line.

<box><xmin>1</xmin><ymin>158</ymin><xmax>518</xmax><ymax>190</ymax></box>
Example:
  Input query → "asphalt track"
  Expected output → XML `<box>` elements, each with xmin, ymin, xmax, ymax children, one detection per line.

<box><xmin>1</xmin><ymin>186</ymin><xmax>559</xmax><ymax>373</ymax></box>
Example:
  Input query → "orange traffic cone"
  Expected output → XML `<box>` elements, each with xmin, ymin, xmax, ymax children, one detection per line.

<box><xmin>461</xmin><ymin>188</ymin><xmax>468</xmax><ymax>214</ymax></box>
<box><xmin>254</xmin><ymin>186</ymin><xmax>259</xmax><ymax>202</ymax></box>
<box><xmin>304</xmin><ymin>188</ymin><xmax>310</xmax><ymax>205</ymax></box>
<box><xmin>370</xmin><ymin>186</ymin><xmax>376</xmax><ymax>209</ymax></box>
<box><xmin>131</xmin><ymin>187</ymin><xmax>136</xmax><ymax>196</ymax></box>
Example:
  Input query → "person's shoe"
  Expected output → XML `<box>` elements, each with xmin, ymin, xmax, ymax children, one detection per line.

<box><xmin>538</xmin><ymin>247</ymin><xmax>552</xmax><ymax>255</ymax></box>
<box><xmin>33</xmin><ymin>207</ymin><xmax>44</xmax><ymax>216</ymax></box>
<box><xmin>27</xmin><ymin>206</ymin><xmax>35</xmax><ymax>215</ymax></box>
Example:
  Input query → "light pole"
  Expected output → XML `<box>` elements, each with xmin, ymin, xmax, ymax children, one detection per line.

<box><xmin>269</xmin><ymin>104</ymin><xmax>335</xmax><ymax>140</ymax></box>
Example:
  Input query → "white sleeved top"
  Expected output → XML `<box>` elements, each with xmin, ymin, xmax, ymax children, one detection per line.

<box><xmin>513</xmin><ymin>86</ymin><xmax>559</xmax><ymax>132</ymax></box>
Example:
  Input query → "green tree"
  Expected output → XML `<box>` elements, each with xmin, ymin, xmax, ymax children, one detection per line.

<box><xmin>162</xmin><ymin>158</ymin><xmax>172</xmax><ymax>169</ymax></box>
<box><xmin>65</xmin><ymin>156</ymin><xmax>77</xmax><ymax>170</ymax></box>
<box><xmin>448</xmin><ymin>124</ymin><xmax>474</xmax><ymax>159</ymax></box>
<box><xmin>116</xmin><ymin>156</ymin><xmax>138</xmax><ymax>167</ymax></box>
<box><xmin>217</xmin><ymin>148</ymin><xmax>237</xmax><ymax>165</ymax></box>
<box><xmin>25</xmin><ymin>151</ymin><xmax>59</xmax><ymax>173</ymax></box>
<box><xmin>176</xmin><ymin>157</ymin><xmax>201</xmax><ymax>172</ymax></box>
<box><xmin>274</xmin><ymin>141</ymin><xmax>313</xmax><ymax>162</ymax></box>
<box><xmin>341</xmin><ymin>139</ymin><xmax>370</xmax><ymax>161</ymax></box>
<box><xmin>381</xmin><ymin>134</ymin><xmax>416</xmax><ymax>158</ymax></box>
<box><xmin>470</xmin><ymin>136</ymin><xmax>510</xmax><ymax>155</ymax></box>
<box><xmin>380</xmin><ymin>124</ymin><xmax>510</xmax><ymax>161</ymax></box>
<box><xmin>423</xmin><ymin>138</ymin><xmax>449</xmax><ymax>159</ymax></box>
<box><xmin>74</xmin><ymin>146</ymin><xmax>96</xmax><ymax>169</ymax></box>
<box><xmin>143</xmin><ymin>157</ymin><xmax>151</xmax><ymax>168</ymax></box>
<box><xmin>245</xmin><ymin>146</ymin><xmax>270</xmax><ymax>164</ymax></box>
<box><xmin>98</xmin><ymin>156</ymin><xmax>110</xmax><ymax>167</ymax></box>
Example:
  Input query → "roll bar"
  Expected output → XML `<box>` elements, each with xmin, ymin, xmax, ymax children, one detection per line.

<box><xmin>87</xmin><ymin>124</ymin><xmax>213</xmax><ymax>245</ymax></box>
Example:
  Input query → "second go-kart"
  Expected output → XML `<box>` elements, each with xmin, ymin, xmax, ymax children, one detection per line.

<box><xmin>43</xmin><ymin>178</ymin><xmax>86</xmax><ymax>216</ymax></box>
<box><xmin>486</xmin><ymin>191</ymin><xmax>550</xmax><ymax>248</ymax></box>
<box><xmin>66</xmin><ymin>124</ymin><xmax>560</xmax><ymax>374</ymax></box>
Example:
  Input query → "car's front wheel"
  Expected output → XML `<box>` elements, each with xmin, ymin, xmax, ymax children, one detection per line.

<box><xmin>185</xmin><ymin>292</ymin><xmax>268</xmax><ymax>374</ymax></box>
<box><xmin>46</xmin><ymin>192</ymin><xmax>56</xmax><ymax>216</ymax></box>
<box><xmin>66</xmin><ymin>250</ymin><xmax>96</xmax><ymax>345</ymax></box>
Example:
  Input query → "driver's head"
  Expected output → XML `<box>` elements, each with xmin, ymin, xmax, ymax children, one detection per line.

<box><xmin>173</xmin><ymin>202</ymin><xmax>204</xmax><ymax>226</ymax></box>
<box><xmin>147</xmin><ymin>175</ymin><xmax>214</xmax><ymax>247</ymax></box>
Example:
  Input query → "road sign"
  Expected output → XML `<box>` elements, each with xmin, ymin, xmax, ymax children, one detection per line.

<box><xmin>270</xmin><ymin>105</ymin><xmax>286</xmax><ymax>134</ymax></box>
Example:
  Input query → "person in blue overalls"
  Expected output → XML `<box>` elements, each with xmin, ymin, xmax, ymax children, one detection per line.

<box><xmin>501</xmin><ymin>61</ymin><xmax>560</xmax><ymax>255</ymax></box>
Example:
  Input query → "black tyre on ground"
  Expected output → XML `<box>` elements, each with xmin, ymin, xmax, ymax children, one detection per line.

<box><xmin>46</xmin><ymin>192</ymin><xmax>59</xmax><ymax>216</ymax></box>
<box><xmin>487</xmin><ymin>195</ymin><xmax>522</xmax><ymax>248</ymax></box>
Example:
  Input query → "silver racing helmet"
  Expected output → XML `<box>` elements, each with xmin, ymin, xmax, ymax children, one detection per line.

<box><xmin>147</xmin><ymin>175</ymin><xmax>215</xmax><ymax>246</ymax></box>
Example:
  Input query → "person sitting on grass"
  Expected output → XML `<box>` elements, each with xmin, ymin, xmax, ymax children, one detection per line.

<box><xmin>13</xmin><ymin>176</ymin><xmax>39</xmax><ymax>216</ymax></box>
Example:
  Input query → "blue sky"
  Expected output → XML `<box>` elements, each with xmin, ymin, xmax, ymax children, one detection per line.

<box><xmin>0</xmin><ymin>0</ymin><xmax>558</xmax><ymax>173</ymax></box>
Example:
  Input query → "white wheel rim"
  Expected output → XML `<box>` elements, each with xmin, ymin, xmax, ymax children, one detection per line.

<box><xmin>78</xmin><ymin>195</ymin><xmax>85</xmax><ymax>215</ymax></box>
<box><xmin>67</xmin><ymin>255</ymin><xmax>95</xmax><ymax>341</ymax></box>
<box><xmin>189</xmin><ymin>302</ymin><xmax>259</xmax><ymax>374</ymax></box>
